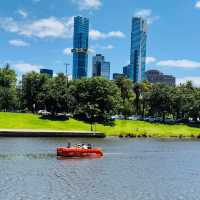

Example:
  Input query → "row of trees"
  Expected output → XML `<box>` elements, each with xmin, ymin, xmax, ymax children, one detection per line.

<box><xmin>0</xmin><ymin>65</ymin><xmax>200</xmax><ymax>123</ymax></box>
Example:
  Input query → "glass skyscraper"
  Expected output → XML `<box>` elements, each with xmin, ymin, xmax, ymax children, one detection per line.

<box><xmin>123</xmin><ymin>64</ymin><xmax>133</xmax><ymax>80</ymax></box>
<box><xmin>92</xmin><ymin>54</ymin><xmax>110</xmax><ymax>80</ymax></box>
<box><xmin>72</xmin><ymin>16</ymin><xmax>89</xmax><ymax>79</ymax></box>
<box><xmin>130</xmin><ymin>17</ymin><xmax>147</xmax><ymax>82</ymax></box>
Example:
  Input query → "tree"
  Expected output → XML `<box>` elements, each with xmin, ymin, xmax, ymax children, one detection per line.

<box><xmin>22</xmin><ymin>72</ymin><xmax>49</xmax><ymax>112</ymax></box>
<box><xmin>148</xmin><ymin>84</ymin><xmax>172</xmax><ymax>122</ymax></box>
<box><xmin>0</xmin><ymin>64</ymin><xmax>17</xmax><ymax>111</ymax></box>
<box><xmin>133</xmin><ymin>83</ymin><xmax>142</xmax><ymax>115</ymax></box>
<box><xmin>71</xmin><ymin>77</ymin><xmax>122</xmax><ymax>124</ymax></box>
<box><xmin>39</xmin><ymin>73</ymin><xmax>71</xmax><ymax>115</ymax></box>
<box><xmin>115</xmin><ymin>76</ymin><xmax>134</xmax><ymax>118</ymax></box>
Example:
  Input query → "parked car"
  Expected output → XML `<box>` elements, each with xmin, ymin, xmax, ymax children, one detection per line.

<box><xmin>38</xmin><ymin>110</ymin><xmax>51</xmax><ymax>116</ymax></box>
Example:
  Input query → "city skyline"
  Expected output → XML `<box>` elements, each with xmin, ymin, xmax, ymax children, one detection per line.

<box><xmin>0</xmin><ymin>0</ymin><xmax>200</xmax><ymax>85</ymax></box>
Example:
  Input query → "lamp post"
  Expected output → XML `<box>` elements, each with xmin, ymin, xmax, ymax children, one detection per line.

<box><xmin>65</xmin><ymin>63</ymin><xmax>70</xmax><ymax>87</ymax></box>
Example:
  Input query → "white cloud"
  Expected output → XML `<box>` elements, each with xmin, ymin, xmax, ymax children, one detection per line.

<box><xmin>9</xmin><ymin>39</ymin><xmax>30</xmax><ymax>47</ymax></box>
<box><xmin>0</xmin><ymin>16</ymin><xmax>74</xmax><ymax>39</ymax></box>
<box><xmin>88</xmin><ymin>48</ymin><xmax>96</xmax><ymax>53</ymax></box>
<box><xmin>134</xmin><ymin>9</ymin><xmax>159</xmax><ymax>24</ymax></box>
<box><xmin>157</xmin><ymin>59</ymin><xmax>200</xmax><ymax>69</ymax></box>
<box><xmin>177</xmin><ymin>76</ymin><xmax>200</xmax><ymax>87</ymax></box>
<box><xmin>195</xmin><ymin>1</ymin><xmax>200</xmax><ymax>8</ymax></box>
<box><xmin>63</xmin><ymin>48</ymin><xmax>72</xmax><ymax>56</ymax></box>
<box><xmin>17</xmin><ymin>9</ymin><xmax>28</xmax><ymax>18</ymax></box>
<box><xmin>89</xmin><ymin>30</ymin><xmax>125</xmax><ymax>40</ymax></box>
<box><xmin>146</xmin><ymin>56</ymin><xmax>156</xmax><ymax>64</ymax></box>
<box><xmin>101</xmin><ymin>44</ymin><xmax>114</xmax><ymax>50</ymax></box>
<box><xmin>73</xmin><ymin>0</ymin><xmax>102</xmax><ymax>10</ymax></box>
<box><xmin>13</xmin><ymin>63</ymin><xmax>41</xmax><ymax>73</ymax></box>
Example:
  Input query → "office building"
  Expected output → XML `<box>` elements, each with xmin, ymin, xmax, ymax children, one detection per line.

<box><xmin>40</xmin><ymin>69</ymin><xmax>53</xmax><ymax>78</ymax></box>
<box><xmin>92</xmin><ymin>54</ymin><xmax>110</xmax><ymax>79</ymax></box>
<box><xmin>113</xmin><ymin>73</ymin><xmax>126</xmax><ymax>80</ymax></box>
<box><xmin>72</xmin><ymin>16</ymin><xmax>89</xmax><ymax>79</ymax></box>
<box><xmin>145</xmin><ymin>70</ymin><xmax>176</xmax><ymax>86</ymax></box>
<box><xmin>123</xmin><ymin>64</ymin><xmax>133</xmax><ymax>80</ymax></box>
<box><xmin>130</xmin><ymin>17</ymin><xmax>147</xmax><ymax>82</ymax></box>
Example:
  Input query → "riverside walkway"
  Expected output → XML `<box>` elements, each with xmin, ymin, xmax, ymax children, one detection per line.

<box><xmin>0</xmin><ymin>129</ymin><xmax>105</xmax><ymax>138</ymax></box>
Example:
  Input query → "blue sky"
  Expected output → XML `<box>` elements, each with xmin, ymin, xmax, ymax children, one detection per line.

<box><xmin>0</xmin><ymin>0</ymin><xmax>200</xmax><ymax>85</ymax></box>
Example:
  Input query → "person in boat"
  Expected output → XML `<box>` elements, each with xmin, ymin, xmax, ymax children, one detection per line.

<box><xmin>67</xmin><ymin>142</ymin><xmax>71</xmax><ymax>148</ymax></box>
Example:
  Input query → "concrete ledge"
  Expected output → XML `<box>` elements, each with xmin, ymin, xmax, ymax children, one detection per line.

<box><xmin>0</xmin><ymin>129</ymin><xmax>106</xmax><ymax>138</ymax></box>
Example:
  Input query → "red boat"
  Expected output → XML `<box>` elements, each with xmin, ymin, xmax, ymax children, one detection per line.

<box><xmin>57</xmin><ymin>144</ymin><xmax>103</xmax><ymax>158</ymax></box>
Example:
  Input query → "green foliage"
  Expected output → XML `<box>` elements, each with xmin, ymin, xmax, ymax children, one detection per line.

<box><xmin>71</xmin><ymin>77</ymin><xmax>122</xmax><ymax>123</ymax></box>
<box><xmin>22</xmin><ymin>72</ymin><xmax>49</xmax><ymax>112</ymax></box>
<box><xmin>0</xmin><ymin>64</ymin><xmax>17</xmax><ymax>111</ymax></box>
<box><xmin>39</xmin><ymin>73</ymin><xmax>71</xmax><ymax>115</ymax></box>
<box><xmin>0</xmin><ymin>66</ymin><xmax>199</xmax><ymax>125</ymax></box>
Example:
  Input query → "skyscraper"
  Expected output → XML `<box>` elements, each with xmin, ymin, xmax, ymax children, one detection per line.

<box><xmin>72</xmin><ymin>16</ymin><xmax>89</xmax><ymax>80</ymax></box>
<box><xmin>123</xmin><ymin>64</ymin><xmax>133</xmax><ymax>80</ymax></box>
<box><xmin>92</xmin><ymin>54</ymin><xmax>110</xmax><ymax>80</ymax></box>
<box><xmin>130</xmin><ymin>17</ymin><xmax>147</xmax><ymax>82</ymax></box>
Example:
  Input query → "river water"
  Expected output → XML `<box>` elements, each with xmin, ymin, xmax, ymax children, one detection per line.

<box><xmin>0</xmin><ymin>137</ymin><xmax>200</xmax><ymax>200</ymax></box>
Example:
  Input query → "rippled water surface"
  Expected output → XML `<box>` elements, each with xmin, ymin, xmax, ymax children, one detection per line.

<box><xmin>0</xmin><ymin>137</ymin><xmax>200</xmax><ymax>200</ymax></box>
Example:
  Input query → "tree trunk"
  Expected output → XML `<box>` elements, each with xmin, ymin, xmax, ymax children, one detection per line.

<box><xmin>162</xmin><ymin>112</ymin><xmax>166</xmax><ymax>123</ymax></box>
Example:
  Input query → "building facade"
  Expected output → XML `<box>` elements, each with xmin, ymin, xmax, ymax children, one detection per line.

<box><xmin>112</xmin><ymin>73</ymin><xmax>126</xmax><ymax>80</ymax></box>
<box><xmin>130</xmin><ymin>17</ymin><xmax>147</xmax><ymax>82</ymax></box>
<box><xmin>40</xmin><ymin>69</ymin><xmax>53</xmax><ymax>78</ymax></box>
<box><xmin>145</xmin><ymin>70</ymin><xmax>176</xmax><ymax>86</ymax></box>
<box><xmin>92</xmin><ymin>54</ymin><xmax>110</xmax><ymax>80</ymax></box>
<box><xmin>123</xmin><ymin>64</ymin><xmax>133</xmax><ymax>80</ymax></box>
<box><xmin>72</xmin><ymin>16</ymin><xmax>89</xmax><ymax>80</ymax></box>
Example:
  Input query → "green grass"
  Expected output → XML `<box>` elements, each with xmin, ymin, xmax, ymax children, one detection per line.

<box><xmin>0</xmin><ymin>112</ymin><xmax>199</xmax><ymax>137</ymax></box>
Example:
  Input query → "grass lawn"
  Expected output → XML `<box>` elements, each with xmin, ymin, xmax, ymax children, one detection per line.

<box><xmin>0</xmin><ymin>112</ymin><xmax>199</xmax><ymax>137</ymax></box>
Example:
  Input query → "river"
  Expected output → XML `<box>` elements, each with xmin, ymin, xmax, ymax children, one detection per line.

<box><xmin>0</xmin><ymin>137</ymin><xmax>200</xmax><ymax>200</ymax></box>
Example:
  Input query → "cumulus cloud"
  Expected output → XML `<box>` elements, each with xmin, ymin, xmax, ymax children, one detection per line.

<box><xmin>134</xmin><ymin>9</ymin><xmax>159</xmax><ymax>24</ymax></box>
<box><xmin>63</xmin><ymin>48</ymin><xmax>72</xmax><ymax>56</ymax></box>
<box><xmin>177</xmin><ymin>76</ymin><xmax>200</xmax><ymax>87</ymax></box>
<box><xmin>13</xmin><ymin>63</ymin><xmax>41</xmax><ymax>73</ymax></box>
<box><xmin>157</xmin><ymin>59</ymin><xmax>200</xmax><ymax>68</ymax></box>
<box><xmin>9</xmin><ymin>39</ymin><xmax>30</xmax><ymax>47</ymax></box>
<box><xmin>17</xmin><ymin>9</ymin><xmax>28</xmax><ymax>18</ymax></box>
<box><xmin>89</xmin><ymin>30</ymin><xmax>125</xmax><ymax>40</ymax></box>
<box><xmin>73</xmin><ymin>0</ymin><xmax>102</xmax><ymax>10</ymax></box>
<box><xmin>146</xmin><ymin>56</ymin><xmax>156</xmax><ymax>64</ymax></box>
<box><xmin>195</xmin><ymin>1</ymin><xmax>200</xmax><ymax>8</ymax></box>
<box><xmin>0</xmin><ymin>16</ymin><xmax>74</xmax><ymax>39</ymax></box>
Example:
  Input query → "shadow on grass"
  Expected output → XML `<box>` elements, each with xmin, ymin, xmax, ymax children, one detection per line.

<box><xmin>40</xmin><ymin>115</ymin><xmax>69</xmax><ymax>121</ymax></box>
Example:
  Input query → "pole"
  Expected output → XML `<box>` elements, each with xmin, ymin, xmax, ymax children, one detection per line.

<box><xmin>65</xmin><ymin>63</ymin><xmax>70</xmax><ymax>87</ymax></box>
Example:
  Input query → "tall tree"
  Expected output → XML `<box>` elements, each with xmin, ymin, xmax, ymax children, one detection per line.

<box><xmin>22</xmin><ymin>72</ymin><xmax>49</xmax><ymax>112</ymax></box>
<box><xmin>0</xmin><ymin>64</ymin><xmax>17</xmax><ymax>111</ymax></box>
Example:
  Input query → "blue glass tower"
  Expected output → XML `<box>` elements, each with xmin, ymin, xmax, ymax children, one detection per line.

<box><xmin>92</xmin><ymin>54</ymin><xmax>110</xmax><ymax>80</ymax></box>
<box><xmin>130</xmin><ymin>17</ymin><xmax>147</xmax><ymax>82</ymax></box>
<box><xmin>72</xmin><ymin>16</ymin><xmax>89</xmax><ymax>79</ymax></box>
<box><xmin>123</xmin><ymin>64</ymin><xmax>133</xmax><ymax>80</ymax></box>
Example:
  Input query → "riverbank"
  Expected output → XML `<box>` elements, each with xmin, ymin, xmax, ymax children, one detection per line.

<box><xmin>0</xmin><ymin>129</ymin><xmax>105</xmax><ymax>138</ymax></box>
<box><xmin>0</xmin><ymin>112</ymin><xmax>199</xmax><ymax>138</ymax></box>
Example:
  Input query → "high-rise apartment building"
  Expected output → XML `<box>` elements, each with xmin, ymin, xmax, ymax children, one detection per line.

<box><xmin>130</xmin><ymin>17</ymin><xmax>147</xmax><ymax>82</ymax></box>
<box><xmin>92</xmin><ymin>54</ymin><xmax>110</xmax><ymax>80</ymax></box>
<box><xmin>72</xmin><ymin>16</ymin><xmax>89</xmax><ymax>79</ymax></box>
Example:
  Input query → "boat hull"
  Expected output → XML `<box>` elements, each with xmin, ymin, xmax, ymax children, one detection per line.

<box><xmin>57</xmin><ymin>147</ymin><xmax>103</xmax><ymax>158</ymax></box>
